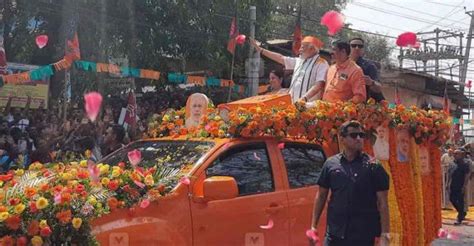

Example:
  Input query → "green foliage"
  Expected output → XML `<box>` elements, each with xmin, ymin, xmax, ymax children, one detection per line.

<box><xmin>2</xmin><ymin>0</ymin><xmax>392</xmax><ymax>100</ymax></box>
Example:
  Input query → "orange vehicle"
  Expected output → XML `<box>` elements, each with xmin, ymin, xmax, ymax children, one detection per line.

<box><xmin>91</xmin><ymin>136</ymin><xmax>337</xmax><ymax>245</ymax></box>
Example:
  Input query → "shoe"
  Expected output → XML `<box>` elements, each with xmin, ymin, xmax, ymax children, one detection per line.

<box><xmin>454</xmin><ymin>221</ymin><xmax>462</xmax><ymax>226</ymax></box>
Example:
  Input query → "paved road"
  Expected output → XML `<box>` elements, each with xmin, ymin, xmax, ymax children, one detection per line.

<box><xmin>432</xmin><ymin>218</ymin><xmax>474</xmax><ymax>245</ymax></box>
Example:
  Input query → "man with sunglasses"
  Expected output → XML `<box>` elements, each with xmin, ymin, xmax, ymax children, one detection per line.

<box><xmin>350</xmin><ymin>38</ymin><xmax>385</xmax><ymax>102</ymax></box>
<box><xmin>310</xmin><ymin>120</ymin><xmax>390</xmax><ymax>246</ymax></box>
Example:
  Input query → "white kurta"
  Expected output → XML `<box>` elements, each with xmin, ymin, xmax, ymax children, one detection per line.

<box><xmin>284</xmin><ymin>55</ymin><xmax>329</xmax><ymax>102</ymax></box>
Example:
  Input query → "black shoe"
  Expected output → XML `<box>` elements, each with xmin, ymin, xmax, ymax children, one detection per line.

<box><xmin>454</xmin><ymin>221</ymin><xmax>462</xmax><ymax>226</ymax></box>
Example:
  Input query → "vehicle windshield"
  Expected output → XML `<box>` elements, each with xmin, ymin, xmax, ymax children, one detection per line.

<box><xmin>100</xmin><ymin>140</ymin><xmax>215</xmax><ymax>172</ymax></box>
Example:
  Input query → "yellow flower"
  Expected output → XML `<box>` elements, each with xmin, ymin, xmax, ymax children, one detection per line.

<box><xmin>101</xmin><ymin>177</ymin><xmax>110</xmax><ymax>186</ymax></box>
<box><xmin>144</xmin><ymin>174</ymin><xmax>154</xmax><ymax>186</ymax></box>
<box><xmin>69</xmin><ymin>161</ymin><xmax>79</xmax><ymax>166</ymax></box>
<box><xmin>99</xmin><ymin>164</ymin><xmax>110</xmax><ymax>175</ymax></box>
<box><xmin>69</xmin><ymin>168</ymin><xmax>78</xmax><ymax>178</ymax></box>
<box><xmin>15</xmin><ymin>169</ymin><xmax>24</xmax><ymax>176</ymax></box>
<box><xmin>0</xmin><ymin>212</ymin><xmax>9</xmax><ymax>222</ymax></box>
<box><xmin>31</xmin><ymin>236</ymin><xmax>43</xmax><ymax>246</ymax></box>
<box><xmin>80</xmin><ymin>160</ymin><xmax>88</xmax><ymax>167</ymax></box>
<box><xmin>111</xmin><ymin>170</ymin><xmax>121</xmax><ymax>178</ymax></box>
<box><xmin>218</xmin><ymin>130</ymin><xmax>225</xmax><ymax>138</ymax></box>
<box><xmin>14</xmin><ymin>204</ymin><xmax>26</xmax><ymax>214</ymax></box>
<box><xmin>61</xmin><ymin>173</ymin><xmax>73</xmax><ymax>180</ymax></box>
<box><xmin>36</xmin><ymin>197</ymin><xmax>49</xmax><ymax>210</ymax></box>
<box><xmin>162</xmin><ymin>114</ymin><xmax>170</xmax><ymax>122</ymax></box>
<box><xmin>39</xmin><ymin>219</ymin><xmax>48</xmax><ymax>229</ymax></box>
<box><xmin>214</xmin><ymin>116</ymin><xmax>222</xmax><ymax>121</ymax></box>
<box><xmin>88</xmin><ymin>196</ymin><xmax>97</xmax><ymax>205</ymax></box>
<box><xmin>0</xmin><ymin>181</ymin><xmax>3</xmax><ymax>188</ymax></box>
<box><xmin>239</xmin><ymin>116</ymin><xmax>246</xmax><ymax>124</ymax></box>
<box><xmin>72</xmin><ymin>217</ymin><xmax>82</xmax><ymax>229</ymax></box>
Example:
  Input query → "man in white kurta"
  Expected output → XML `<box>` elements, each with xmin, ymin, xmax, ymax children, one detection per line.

<box><xmin>250</xmin><ymin>36</ymin><xmax>329</xmax><ymax>103</ymax></box>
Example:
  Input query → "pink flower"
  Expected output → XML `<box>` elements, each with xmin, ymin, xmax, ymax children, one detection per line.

<box><xmin>54</xmin><ymin>193</ymin><xmax>62</xmax><ymax>205</ymax></box>
<box><xmin>396</xmin><ymin>32</ymin><xmax>417</xmax><ymax>47</ymax></box>
<box><xmin>140</xmin><ymin>199</ymin><xmax>150</xmax><ymax>209</ymax></box>
<box><xmin>35</xmin><ymin>35</ymin><xmax>48</xmax><ymax>49</ymax></box>
<box><xmin>321</xmin><ymin>11</ymin><xmax>345</xmax><ymax>35</ymax></box>
<box><xmin>259</xmin><ymin>219</ymin><xmax>274</xmax><ymax>229</ymax></box>
<box><xmin>179</xmin><ymin>176</ymin><xmax>191</xmax><ymax>185</ymax></box>
<box><xmin>84</xmin><ymin>92</ymin><xmax>103</xmax><ymax>122</ymax></box>
<box><xmin>128</xmin><ymin>149</ymin><xmax>142</xmax><ymax>167</ymax></box>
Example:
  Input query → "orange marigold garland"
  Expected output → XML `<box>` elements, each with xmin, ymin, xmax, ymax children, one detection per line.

<box><xmin>420</xmin><ymin>143</ymin><xmax>436</xmax><ymax>244</ymax></box>
<box><xmin>364</xmin><ymin>143</ymin><xmax>403</xmax><ymax>246</ymax></box>
<box><xmin>389</xmin><ymin>128</ymin><xmax>417</xmax><ymax>246</ymax></box>
<box><xmin>410</xmin><ymin>139</ymin><xmax>425</xmax><ymax>246</ymax></box>
<box><xmin>429</xmin><ymin>144</ymin><xmax>443</xmax><ymax>236</ymax></box>
<box><xmin>147</xmin><ymin>100</ymin><xmax>451</xmax><ymax>147</ymax></box>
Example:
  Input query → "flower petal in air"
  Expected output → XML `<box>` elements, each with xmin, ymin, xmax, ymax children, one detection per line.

<box><xmin>259</xmin><ymin>219</ymin><xmax>274</xmax><ymax>229</ymax></box>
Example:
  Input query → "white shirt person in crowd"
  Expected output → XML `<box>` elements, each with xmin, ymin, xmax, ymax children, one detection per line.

<box><xmin>249</xmin><ymin>36</ymin><xmax>329</xmax><ymax>103</ymax></box>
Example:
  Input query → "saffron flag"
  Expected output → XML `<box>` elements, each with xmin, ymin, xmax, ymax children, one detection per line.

<box><xmin>124</xmin><ymin>91</ymin><xmax>137</xmax><ymax>127</ymax></box>
<box><xmin>227</xmin><ymin>17</ymin><xmax>239</xmax><ymax>55</ymax></box>
<box><xmin>292</xmin><ymin>7</ymin><xmax>302</xmax><ymax>56</ymax></box>
<box><xmin>65</xmin><ymin>32</ymin><xmax>81</xmax><ymax>61</ymax></box>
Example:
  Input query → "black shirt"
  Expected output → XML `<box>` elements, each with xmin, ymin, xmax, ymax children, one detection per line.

<box><xmin>355</xmin><ymin>57</ymin><xmax>385</xmax><ymax>102</ymax></box>
<box><xmin>450</xmin><ymin>159</ymin><xmax>470</xmax><ymax>191</ymax></box>
<box><xmin>317</xmin><ymin>152</ymin><xmax>389</xmax><ymax>240</ymax></box>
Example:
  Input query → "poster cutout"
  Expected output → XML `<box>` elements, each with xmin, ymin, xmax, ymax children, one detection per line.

<box><xmin>185</xmin><ymin>93</ymin><xmax>209</xmax><ymax>129</ymax></box>
<box><xmin>396</xmin><ymin>129</ymin><xmax>410</xmax><ymax>162</ymax></box>
<box><xmin>373</xmin><ymin>126</ymin><xmax>389</xmax><ymax>161</ymax></box>
<box><xmin>419</xmin><ymin>145</ymin><xmax>431</xmax><ymax>175</ymax></box>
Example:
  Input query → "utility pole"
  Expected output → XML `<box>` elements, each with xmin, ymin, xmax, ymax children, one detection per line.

<box><xmin>460</xmin><ymin>10</ymin><xmax>474</xmax><ymax>94</ymax></box>
<box><xmin>435</xmin><ymin>28</ymin><xmax>440</xmax><ymax>77</ymax></box>
<box><xmin>247</xmin><ymin>6</ymin><xmax>258</xmax><ymax>96</ymax></box>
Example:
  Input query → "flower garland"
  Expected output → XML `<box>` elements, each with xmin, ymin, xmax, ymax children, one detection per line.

<box><xmin>364</xmin><ymin>142</ymin><xmax>403</xmax><ymax>246</ymax></box>
<box><xmin>380</xmin><ymin>160</ymin><xmax>404</xmax><ymax>245</ymax></box>
<box><xmin>420</xmin><ymin>143</ymin><xmax>436</xmax><ymax>243</ymax></box>
<box><xmin>147</xmin><ymin>100</ymin><xmax>451</xmax><ymax>147</ymax></box>
<box><xmin>410</xmin><ymin>139</ymin><xmax>425</xmax><ymax>246</ymax></box>
<box><xmin>389</xmin><ymin>129</ymin><xmax>418</xmax><ymax>246</ymax></box>
<box><xmin>430</xmin><ymin>145</ymin><xmax>443</xmax><ymax>234</ymax></box>
<box><xmin>0</xmin><ymin>161</ymin><xmax>182</xmax><ymax>245</ymax></box>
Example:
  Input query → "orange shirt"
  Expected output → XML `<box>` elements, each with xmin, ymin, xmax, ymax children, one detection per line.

<box><xmin>322</xmin><ymin>59</ymin><xmax>366</xmax><ymax>103</ymax></box>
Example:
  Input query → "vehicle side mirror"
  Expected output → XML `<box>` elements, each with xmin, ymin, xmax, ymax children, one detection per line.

<box><xmin>203</xmin><ymin>176</ymin><xmax>238</xmax><ymax>201</ymax></box>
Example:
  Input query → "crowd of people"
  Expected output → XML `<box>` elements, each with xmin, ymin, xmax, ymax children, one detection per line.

<box><xmin>0</xmin><ymin>93</ymin><xmax>171</xmax><ymax>171</ymax></box>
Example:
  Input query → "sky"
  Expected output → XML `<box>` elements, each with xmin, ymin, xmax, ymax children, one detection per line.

<box><xmin>342</xmin><ymin>0</ymin><xmax>474</xmax><ymax>81</ymax></box>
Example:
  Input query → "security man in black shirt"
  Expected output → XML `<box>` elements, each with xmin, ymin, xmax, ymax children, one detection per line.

<box><xmin>350</xmin><ymin>38</ymin><xmax>385</xmax><ymax>102</ymax></box>
<box><xmin>449</xmin><ymin>147</ymin><xmax>471</xmax><ymax>225</ymax></box>
<box><xmin>310</xmin><ymin>120</ymin><xmax>390</xmax><ymax>246</ymax></box>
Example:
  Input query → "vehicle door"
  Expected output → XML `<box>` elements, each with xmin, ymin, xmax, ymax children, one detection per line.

<box><xmin>190</xmin><ymin>140</ymin><xmax>289</xmax><ymax>246</ymax></box>
<box><xmin>277</xmin><ymin>142</ymin><xmax>327</xmax><ymax>245</ymax></box>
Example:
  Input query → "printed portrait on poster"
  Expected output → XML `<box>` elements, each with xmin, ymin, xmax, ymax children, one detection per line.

<box><xmin>396</xmin><ymin>129</ymin><xmax>410</xmax><ymax>163</ymax></box>
<box><xmin>373</xmin><ymin>126</ymin><xmax>389</xmax><ymax>161</ymax></box>
<box><xmin>185</xmin><ymin>93</ymin><xmax>209</xmax><ymax>129</ymax></box>
<box><xmin>419</xmin><ymin>145</ymin><xmax>431</xmax><ymax>175</ymax></box>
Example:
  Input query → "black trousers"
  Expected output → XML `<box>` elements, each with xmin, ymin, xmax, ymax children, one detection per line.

<box><xmin>449</xmin><ymin>188</ymin><xmax>466</xmax><ymax>221</ymax></box>
<box><xmin>323</xmin><ymin>233</ymin><xmax>375</xmax><ymax>246</ymax></box>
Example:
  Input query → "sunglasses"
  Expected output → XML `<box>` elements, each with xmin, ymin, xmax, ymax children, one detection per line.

<box><xmin>345</xmin><ymin>132</ymin><xmax>366</xmax><ymax>139</ymax></box>
<box><xmin>350</xmin><ymin>44</ymin><xmax>364</xmax><ymax>49</ymax></box>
